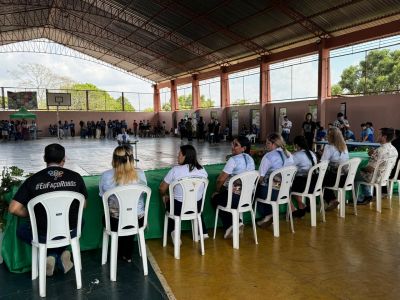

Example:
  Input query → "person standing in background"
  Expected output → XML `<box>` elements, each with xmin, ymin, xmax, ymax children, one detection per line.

<box><xmin>281</xmin><ymin>116</ymin><xmax>292</xmax><ymax>144</ymax></box>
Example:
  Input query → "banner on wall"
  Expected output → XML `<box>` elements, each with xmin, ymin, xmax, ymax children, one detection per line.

<box><xmin>231</xmin><ymin>110</ymin><xmax>239</xmax><ymax>136</ymax></box>
<box><xmin>309</xmin><ymin>104</ymin><xmax>318</xmax><ymax>121</ymax></box>
<box><xmin>7</xmin><ymin>91</ymin><xmax>38</xmax><ymax>109</ymax></box>
<box><xmin>210</xmin><ymin>111</ymin><xmax>218</xmax><ymax>120</ymax></box>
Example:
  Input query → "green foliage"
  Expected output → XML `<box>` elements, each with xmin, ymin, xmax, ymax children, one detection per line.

<box><xmin>144</xmin><ymin>107</ymin><xmax>154</xmax><ymax>112</ymax></box>
<box><xmin>0</xmin><ymin>166</ymin><xmax>24</xmax><ymax>230</ymax></box>
<box><xmin>333</xmin><ymin>49</ymin><xmax>400</xmax><ymax>95</ymax></box>
<box><xmin>161</xmin><ymin>102</ymin><xmax>171</xmax><ymax>111</ymax></box>
<box><xmin>200</xmin><ymin>95</ymin><xmax>215</xmax><ymax>108</ymax></box>
<box><xmin>61</xmin><ymin>83</ymin><xmax>136</xmax><ymax>111</ymax></box>
<box><xmin>232</xmin><ymin>99</ymin><xmax>249</xmax><ymax>105</ymax></box>
<box><xmin>178</xmin><ymin>94</ymin><xmax>193</xmax><ymax>110</ymax></box>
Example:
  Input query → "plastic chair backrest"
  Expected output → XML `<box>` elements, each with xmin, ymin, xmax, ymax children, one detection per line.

<box><xmin>267</xmin><ymin>166</ymin><xmax>297</xmax><ymax>204</ymax></box>
<box><xmin>371</xmin><ymin>157</ymin><xmax>397</xmax><ymax>185</ymax></box>
<box><xmin>390</xmin><ymin>160</ymin><xmax>400</xmax><ymax>180</ymax></box>
<box><xmin>227</xmin><ymin>171</ymin><xmax>259</xmax><ymax>211</ymax></box>
<box><xmin>103</xmin><ymin>184</ymin><xmax>151</xmax><ymax>235</ymax></box>
<box><xmin>336</xmin><ymin>158</ymin><xmax>361</xmax><ymax>190</ymax></box>
<box><xmin>27</xmin><ymin>191</ymin><xmax>85</xmax><ymax>245</ymax></box>
<box><xmin>168</xmin><ymin>177</ymin><xmax>209</xmax><ymax>220</ymax></box>
<box><xmin>305</xmin><ymin>160</ymin><xmax>329</xmax><ymax>195</ymax></box>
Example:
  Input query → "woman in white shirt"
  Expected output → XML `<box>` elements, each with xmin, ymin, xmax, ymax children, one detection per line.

<box><xmin>99</xmin><ymin>145</ymin><xmax>147</xmax><ymax>262</ymax></box>
<box><xmin>211</xmin><ymin>136</ymin><xmax>255</xmax><ymax>239</ymax></box>
<box><xmin>321</xmin><ymin>127</ymin><xmax>349</xmax><ymax>210</ymax></box>
<box><xmin>291</xmin><ymin>135</ymin><xmax>318</xmax><ymax>218</ymax></box>
<box><xmin>256</xmin><ymin>133</ymin><xmax>294</xmax><ymax>227</ymax></box>
<box><xmin>159</xmin><ymin>145</ymin><xmax>208</xmax><ymax>242</ymax></box>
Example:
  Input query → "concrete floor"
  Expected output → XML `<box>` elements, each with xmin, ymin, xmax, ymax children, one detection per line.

<box><xmin>0</xmin><ymin>136</ymin><xmax>233</xmax><ymax>175</ymax></box>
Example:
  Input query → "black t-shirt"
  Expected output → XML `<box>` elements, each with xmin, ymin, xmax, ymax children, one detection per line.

<box><xmin>13</xmin><ymin>166</ymin><xmax>88</xmax><ymax>235</ymax></box>
<box><xmin>302</xmin><ymin>121</ymin><xmax>316</xmax><ymax>134</ymax></box>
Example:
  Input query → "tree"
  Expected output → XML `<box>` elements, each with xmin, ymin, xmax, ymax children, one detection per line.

<box><xmin>8</xmin><ymin>63</ymin><xmax>74</xmax><ymax>109</ymax></box>
<box><xmin>144</xmin><ymin>107</ymin><xmax>154</xmax><ymax>112</ymax></box>
<box><xmin>333</xmin><ymin>49</ymin><xmax>400</xmax><ymax>95</ymax></box>
<box><xmin>200</xmin><ymin>95</ymin><xmax>215</xmax><ymax>108</ymax></box>
<box><xmin>178</xmin><ymin>94</ymin><xmax>193</xmax><ymax>109</ymax></box>
<box><xmin>161</xmin><ymin>102</ymin><xmax>171</xmax><ymax>111</ymax></box>
<box><xmin>62</xmin><ymin>83</ymin><xmax>134</xmax><ymax>111</ymax></box>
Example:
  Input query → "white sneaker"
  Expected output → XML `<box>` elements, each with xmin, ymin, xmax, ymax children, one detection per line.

<box><xmin>203</xmin><ymin>233</ymin><xmax>209</xmax><ymax>240</ymax></box>
<box><xmin>224</xmin><ymin>226</ymin><xmax>233</xmax><ymax>239</ymax></box>
<box><xmin>60</xmin><ymin>250</ymin><xmax>74</xmax><ymax>274</ymax></box>
<box><xmin>46</xmin><ymin>256</ymin><xmax>55</xmax><ymax>277</ymax></box>
<box><xmin>257</xmin><ymin>214</ymin><xmax>273</xmax><ymax>227</ymax></box>
<box><xmin>170</xmin><ymin>231</ymin><xmax>182</xmax><ymax>246</ymax></box>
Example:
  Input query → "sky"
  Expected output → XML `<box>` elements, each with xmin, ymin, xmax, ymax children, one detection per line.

<box><xmin>0</xmin><ymin>34</ymin><xmax>399</xmax><ymax>108</ymax></box>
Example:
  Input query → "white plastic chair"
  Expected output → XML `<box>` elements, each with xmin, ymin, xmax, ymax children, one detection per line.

<box><xmin>101</xmin><ymin>184</ymin><xmax>151</xmax><ymax>281</ymax></box>
<box><xmin>213</xmin><ymin>171</ymin><xmax>259</xmax><ymax>249</ymax></box>
<box><xmin>387</xmin><ymin>160</ymin><xmax>400</xmax><ymax>206</ymax></box>
<box><xmin>323</xmin><ymin>158</ymin><xmax>361</xmax><ymax>218</ymax></box>
<box><xmin>255</xmin><ymin>166</ymin><xmax>297</xmax><ymax>237</ymax></box>
<box><xmin>291</xmin><ymin>161</ymin><xmax>329</xmax><ymax>227</ymax></box>
<box><xmin>357</xmin><ymin>157</ymin><xmax>397</xmax><ymax>213</ymax></box>
<box><xmin>163</xmin><ymin>177</ymin><xmax>209</xmax><ymax>259</ymax></box>
<box><xmin>27</xmin><ymin>191</ymin><xmax>85</xmax><ymax>298</ymax></box>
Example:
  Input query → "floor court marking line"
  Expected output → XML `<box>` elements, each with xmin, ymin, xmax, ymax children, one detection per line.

<box><xmin>147</xmin><ymin>246</ymin><xmax>176</xmax><ymax>300</ymax></box>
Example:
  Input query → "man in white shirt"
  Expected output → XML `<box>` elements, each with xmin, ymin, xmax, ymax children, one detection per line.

<box><xmin>281</xmin><ymin>116</ymin><xmax>292</xmax><ymax>144</ymax></box>
<box><xmin>357</xmin><ymin>127</ymin><xmax>398</xmax><ymax>204</ymax></box>
<box><xmin>117</xmin><ymin>128</ymin><xmax>130</xmax><ymax>145</ymax></box>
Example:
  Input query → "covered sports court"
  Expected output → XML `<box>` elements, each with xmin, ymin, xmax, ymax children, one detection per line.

<box><xmin>1</xmin><ymin>1</ymin><xmax>400</xmax><ymax>299</ymax></box>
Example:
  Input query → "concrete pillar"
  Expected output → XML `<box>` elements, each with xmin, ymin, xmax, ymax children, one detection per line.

<box><xmin>122</xmin><ymin>92</ymin><xmax>125</xmax><ymax>111</ymax></box>
<box><xmin>220</xmin><ymin>67</ymin><xmax>230</xmax><ymax>108</ymax></box>
<box><xmin>317</xmin><ymin>39</ymin><xmax>331</xmax><ymax>127</ymax></box>
<box><xmin>153</xmin><ymin>84</ymin><xmax>160</xmax><ymax>113</ymax></box>
<box><xmin>260</xmin><ymin>60</ymin><xmax>271</xmax><ymax>141</ymax></box>
<box><xmin>192</xmin><ymin>74</ymin><xmax>200</xmax><ymax>110</ymax></box>
<box><xmin>170</xmin><ymin>80</ymin><xmax>178</xmax><ymax>111</ymax></box>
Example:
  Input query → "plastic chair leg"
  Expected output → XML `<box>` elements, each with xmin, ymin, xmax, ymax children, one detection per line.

<box><xmin>101</xmin><ymin>230</ymin><xmax>109</xmax><ymax>265</ymax></box>
<box><xmin>110</xmin><ymin>233</ymin><xmax>118</xmax><ymax>281</ymax></box>
<box><xmin>192</xmin><ymin>218</ymin><xmax>199</xmax><ymax>242</ymax></box>
<box><xmin>75</xmin><ymin>238</ymin><xmax>83</xmax><ymax>271</ymax></box>
<box><xmin>287</xmin><ymin>203</ymin><xmax>294</xmax><ymax>234</ymax></box>
<box><xmin>213</xmin><ymin>208</ymin><xmax>219</xmax><ymax>239</ymax></box>
<box><xmin>138</xmin><ymin>230</ymin><xmax>148</xmax><ymax>276</ymax></box>
<box><xmin>339</xmin><ymin>189</ymin><xmax>345</xmax><ymax>218</ymax></box>
<box><xmin>38</xmin><ymin>245</ymin><xmax>47</xmax><ymax>298</ymax></box>
<box><xmin>376</xmin><ymin>186</ymin><xmax>382</xmax><ymax>213</ymax></box>
<box><xmin>250</xmin><ymin>210</ymin><xmax>258</xmax><ymax>244</ymax></box>
<box><xmin>71</xmin><ymin>239</ymin><xmax>82</xmax><ymax>289</ymax></box>
<box><xmin>272</xmin><ymin>204</ymin><xmax>280</xmax><ymax>237</ymax></box>
<box><xmin>31</xmin><ymin>246</ymin><xmax>38</xmax><ymax>280</ymax></box>
<box><xmin>309</xmin><ymin>195</ymin><xmax>316</xmax><ymax>227</ymax></box>
<box><xmin>197</xmin><ymin>215</ymin><xmax>205</xmax><ymax>255</ymax></box>
<box><xmin>232</xmin><ymin>210</ymin><xmax>239</xmax><ymax>249</ymax></box>
<box><xmin>174</xmin><ymin>219</ymin><xmax>181</xmax><ymax>259</ymax></box>
<box><xmin>162</xmin><ymin>215</ymin><xmax>168</xmax><ymax>247</ymax></box>
<box><xmin>352</xmin><ymin>188</ymin><xmax>358</xmax><ymax>216</ymax></box>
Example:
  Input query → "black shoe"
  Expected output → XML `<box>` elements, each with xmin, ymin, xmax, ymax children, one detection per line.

<box><xmin>357</xmin><ymin>196</ymin><xmax>372</xmax><ymax>205</ymax></box>
<box><xmin>304</xmin><ymin>206</ymin><xmax>310</xmax><ymax>213</ymax></box>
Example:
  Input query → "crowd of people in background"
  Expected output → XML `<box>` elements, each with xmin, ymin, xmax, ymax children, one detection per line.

<box><xmin>0</xmin><ymin>119</ymin><xmax>37</xmax><ymax>141</ymax></box>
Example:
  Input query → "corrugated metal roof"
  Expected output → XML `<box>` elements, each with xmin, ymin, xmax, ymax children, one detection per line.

<box><xmin>0</xmin><ymin>0</ymin><xmax>399</xmax><ymax>82</ymax></box>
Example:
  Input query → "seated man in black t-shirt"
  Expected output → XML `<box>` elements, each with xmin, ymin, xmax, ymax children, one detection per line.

<box><xmin>9</xmin><ymin>143</ymin><xmax>88</xmax><ymax>276</ymax></box>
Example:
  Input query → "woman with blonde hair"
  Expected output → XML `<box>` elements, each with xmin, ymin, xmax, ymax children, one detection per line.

<box><xmin>99</xmin><ymin>145</ymin><xmax>147</xmax><ymax>262</ymax></box>
<box><xmin>256</xmin><ymin>133</ymin><xmax>294</xmax><ymax>227</ymax></box>
<box><xmin>321</xmin><ymin>127</ymin><xmax>349</xmax><ymax>210</ymax></box>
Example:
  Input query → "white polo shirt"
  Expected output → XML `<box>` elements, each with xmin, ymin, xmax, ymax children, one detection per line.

<box><xmin>163</xmin><ymin>164</ymin><xmax>208</xmax><ymax>202</ymax></box>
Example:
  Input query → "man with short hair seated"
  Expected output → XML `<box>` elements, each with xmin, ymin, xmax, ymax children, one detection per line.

<box><xmin>357</xmin><ymin>128</ymin><xmax>398</xmax><ymax>204</ymax></box>
<box><xmin>8</xmin><ymin>143</ymin><xmax>88</xmax><ymax>276</ymax></box>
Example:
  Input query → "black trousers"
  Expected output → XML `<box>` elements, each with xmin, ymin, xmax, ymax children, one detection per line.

<box><xmin>211</xmin><ymin>190</ymin><xmax>241</xmax><ymax>231</ymax></box>
<box><xmin>103</xmin><ymin>216</ymin><xmax>144</xmax><ymax>259</ymax></box>
<box><xmin>165</xmin><ymin>199</ymin><xmax>206</xmax><ymax>234</ymax></box>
